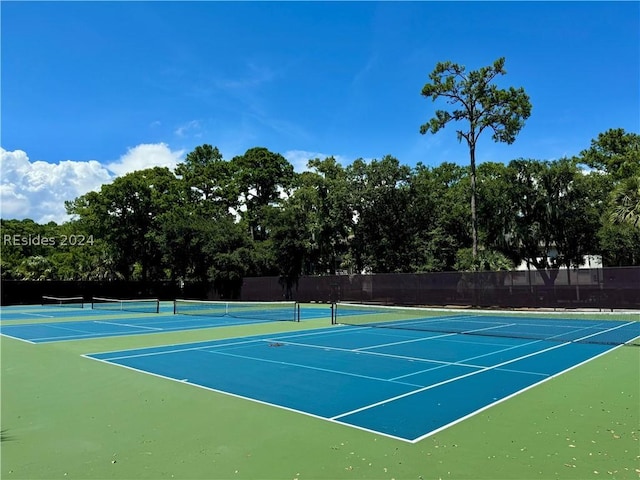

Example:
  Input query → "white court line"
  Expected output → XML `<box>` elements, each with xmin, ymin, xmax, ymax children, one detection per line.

<box><xmin>361</xmin><ymin>315</ymin><xmax>636</xmax><ymax>349</ymax></box>
<box><xmin>366</xmin><ymin>314</ymin><xmax>485</xmax><ymax>329</ymax></box>
<box><xmin>42</xmin><ymin>323</ymin><xmax>101</xmax><ymax>334</ymax></box>
<box><xmin>409</xmin><ymin>343</ymin><xmax>627</xmax><ymax>443</ymax></box>
<box><xmin>18</xmin><ymin>312</ymin><xmax>54</xmax><ymax>318</ymax></box>
<box><xmin>259</xmin><ymin>338</ymin><xmax>486</xmax><ymax>370</ymax></box>
<box><xmin>227</xmin><ymin>335</ymin><xmax>546</xmax><ymax>382</ymax></box>
<box><xmin>331</xmin><ymin>321</ymin><xmax>635</xmax><ymax>422</ymax></box>
<box><xmin>94</xmin><ymin>320</ymin><xmax>163</xmax><ymax>331</ymax></box>
<box><xmin>387</xmin><ymin>362</ymin><xmax>470</xmax><ymax>382</ymax></box>
<box><xmin>455</xmin><ymin>336</ymin><xmax>544</xmax><ymax>363</ymax></box>
<box><xmin>268</xmin><ymin>325</ymin><xmax>556</xmax><ymax>382</ymax></box>
<box><xmin>82</xmin><ymin>354</ymin><xmax>413</xmax><ymax>443</ymax></box>
<box><xmin>81</xmin><ymin>321</ymin><xmax>636</xmax><ymax>444</ymax></box>
<box><xmin>99</xmin><ymin>337</ymin><xmax>269</xmax><ymax>361</ymax></box>
<box><xmin>203</xmin><ymin>348</ymin><xmax>425</xmax><ymax>388</ymax></box>
<box><xmin>27</xmin><ymin>321</ymin><xmax>151</xmax><ymax>342</ymax></box>
<box><xmin>465</xmin><ymin>322</ymin><xmax>518</xmax><ymax>333</ymax></box>
<box><xmin>0</xmin><ymin>332</ymin><xmax>37</xmax><ymax>344</ymax></box>
<box><xmin>585</xmin><ymin>320</ymin><xmax>637</xmax><ymax>339</ymax></box>
<box><xmin>354</xmin><ymin>332</ymin><xmax>458</xmax><ymax>351</ymax></box>
<box><xmin>389</xmin><ymin>335</ymin><xmax>550</xmax><ymax>381</ymax></box>
<box><xmin>493</xmin><ymin>367</ymin><xmax>548</xmax><ymax>377</ymax></box>
<box><xmin>14</xmin><ymin>323</ymin><xmax>116</xmax><ymax>342</ymax></box>
<box><xmin>331</xmin><ymin>341</ymin><xmax>572</xmax><ymax>421</ymax></box>
<box><xmin>91</xmin><ymin>327</ymin><xmax>363</xmax><ymax>360</ymax></box>
<box><xmin>28</xmin><ymin>319</ymin><xmax>217</xmax><ymax>343</ymax></box>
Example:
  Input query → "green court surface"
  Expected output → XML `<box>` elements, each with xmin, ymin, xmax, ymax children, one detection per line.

<box><xmin>1</xmin><ymin>314</ymin><xmax>639</xmax><ymax>479</ymax></box>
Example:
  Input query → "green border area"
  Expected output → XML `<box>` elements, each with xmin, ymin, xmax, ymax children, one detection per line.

<box><xmin>1</xmin><ymin>314</ymin><xmax>638</xmax><ymax>479</ymax></box>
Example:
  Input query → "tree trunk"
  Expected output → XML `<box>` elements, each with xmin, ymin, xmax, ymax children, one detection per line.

<box><xmin>469</xmin><ymin>144</ymin><xmax>478</xmax><ymax>259</ymax></box>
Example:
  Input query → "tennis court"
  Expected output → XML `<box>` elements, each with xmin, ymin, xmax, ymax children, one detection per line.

<box><xmin>0</xmin><ymin>299</ymin><xmax>330</xmax><ymax>343</ymax></box>
<box><xmin>84</xmin><ymin>305</ymin><xmax>639</xmax><ymax>442</ymax></box>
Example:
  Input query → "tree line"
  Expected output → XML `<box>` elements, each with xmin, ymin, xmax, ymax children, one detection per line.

<box><xmin>1</xmin><ymin>128</ymin><xmax>639</xmax><ymax>295</ymax></box>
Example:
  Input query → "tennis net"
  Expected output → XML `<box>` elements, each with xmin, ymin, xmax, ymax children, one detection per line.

<box><xmin>42</xmin><ymin>295</ymin><xmax>84</xmax><ymax>308</ymax></box>
<box><xmin>333</xmin><ymin>303</ymin><xmax>640</xmax><ymax>346</ymax></box>
<box><xmin>174</xmin><ymin>299</ymin><xmax>300</xmax><ymax>322</ymax></box>
<box><xmin>91</xmin><ymin>297</ymin><xmax>160</xmax><ymax>314</ymax></box>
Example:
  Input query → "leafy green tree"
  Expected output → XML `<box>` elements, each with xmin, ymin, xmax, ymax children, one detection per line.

<box><xmin>420</xmin><ymin>57</ymin><xmax>532</xmax><ymax>258</ymax></box>
<box><xmin>175</xmin><ymin>144</ymin><xmax>238</xmax><ymax>216</ymax></box>
<box><xmin>409</xmin><ymin>162</ymin><xmax>470</xmax><ymax>271</ymax></box>
<box><xmin>454</xmin><ymin>247</ymin><xmax>515</xmax><ymax>305</ymax></box>
<box><xmin>347</xmin><ymin>155</ymin><xmax>415</xmax><ymax>273</ymax></box>
<box><xmin>67</xmin><ymin>167</ymin><xmax>182</xmax><ymax>281</ymax></box>
<box><xmin>578</xmin><ymin>128</ymin><xmax>640</xmax><ymax>181</ymax></box>
<box><xmin>158</xmin><ymin>208</ymin><xmax>211</xmax><ymax>282</ymax></box>
<box><xmin>454</xmin><ymin>248</ymin><xmax>514</xmax><ymax>271</ymax></box>
<box><xmin>204</xmin><ymin>218</ymin><xmax>256</xmax><ymax>298</ymax></box>
<box><xmin>553</xmin><ymin>167</ymin><xmax>608</xmax><ymax>269</ymax></box>
<box><xmin>287</xmin><ymin>170</ymin><xmax>323</xmax><ymax>275</ymax></box>
<box><xmin>14</xmin><ymin>255</ymin><xmax>53</xmax><ymax>280</ymax></box>
<box><xmin>268</xmin><ymin>201</ymin><xmax>309</xmax><ymax>298</ymax></box>
<box><xmin>0</xmin><ymin>219</ymin><xmax>62</xmax><ymax>278</ymax></box>
<box><xmin>230</xmin><ymin>147</ymin><xmax>295</xmax><ymax>241</ymax></box>
<box><xmin>476</xmin><ymin>162</ymin><xmax>512</xmax><ymax>249</ymax></box>
<box><xmin>0</xmin><ymin>217</ymin><xmax>116</xmax><ymax>281</ymax></box>
<box><xmin>46</xmin><ymin>220</ymin><xmax>113</xmax><ymax>280</ymax></box>
<box><xmin>577</xmin><ymin>129</ymin><xmax>640</xmax><ymax>254</ymax></box>
<box><xmin>291</xmin><ymin>156</ymin><xmax>353</xmax><ymax>274</ymax></box>
<box><xmin>169</xmin><ymin>144</ymin><xmax>253</xmax><ymax>283</ymax></box>
<box><xmin>457</xmin><ymin>161</ymin><xmax>520</xmax><ymax>275</ymax></box>
<box><xmin>497</xmin><ymin>158</ymin><xmax>603</xmax><ymax>285</ymax></box>
<box><xmin>597</xmin><ymin>221</ymin><xmax>640</xmax><ymax>266</ymax></box>
<box><xmin>9</xmin><ymin>127</ymin><xmax>640</xmax><ymax>291</ymax></box>
<box><xmin>1</xmin><ymin>219</ymin><xmax>51</xmax><ymax>258</ymax></box>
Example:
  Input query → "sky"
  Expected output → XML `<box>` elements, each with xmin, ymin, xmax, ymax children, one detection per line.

<box><xmin>1</xmin><ymin>1</ymin><xmax>638</xmax><ymax>224</ymax></box>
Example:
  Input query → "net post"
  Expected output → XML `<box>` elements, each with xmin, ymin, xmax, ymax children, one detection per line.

<box><xmin>296</xmin><ymin>302</ymin><xmax>300</xmax><ymax>322</ymax></box>
<box><xmin>331</xmin><ymin>303</ymin><xmax>335</xmax><ymax>325</ymax></box>
<box><xmin>173</xmin><ymin>300</ymin><xmax>177</xmax><ymax>315</ymax></box>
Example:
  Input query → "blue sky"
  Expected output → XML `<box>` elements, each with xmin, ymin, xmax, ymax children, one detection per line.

<box><xmin>1</xmin><ymin>1</ymin><xmax>639</xmax><ymax>223</ymax></box>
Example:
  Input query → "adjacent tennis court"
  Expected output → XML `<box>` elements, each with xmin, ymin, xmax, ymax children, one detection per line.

<box><xmin>2</xmin><ymin>300</ymin><xmax>638</xmax><ymax>442</ymax></box>
<box><xmin>84</xmin><ymin>306</ymin><xmax>639</xmax><ymax>442</ymax></box>
<box><xmin>0</xmin><ymin>299</ymin><xmax>329</xmax><ymax>343</ymax></box>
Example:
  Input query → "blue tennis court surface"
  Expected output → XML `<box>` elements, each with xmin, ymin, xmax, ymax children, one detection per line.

<box><xmin>0</xmin><ymin>303</ymin><xmax>332</xmax><ymax>343</ymax></box>
<box><xmin>85</xmin><ymin>324</ymin><xmax>633</xmax><ymax>442</ymax></box>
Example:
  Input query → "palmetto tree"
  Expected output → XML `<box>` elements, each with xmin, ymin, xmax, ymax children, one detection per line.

<box><xmin>610</xmin><ymin>176</ymin><xmax>640</xmax><ymax>228</ymax></box>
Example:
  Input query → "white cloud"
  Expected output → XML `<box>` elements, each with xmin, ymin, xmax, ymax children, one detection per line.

<box><xmin>106</xmin><ymin>143</ymin><xmax>185</xmax><ymax>177</ymax></box>
<box><xmin>174</xmin><ymin>120</ymin><xmax>201</xmax><ymax>137</ymax></box>
<box><xmin>0</xmin><ymin>143</ymin><xmax>185</xmax><ymax>224</ymax></box>
<box><xmin>283</xmin><ymin>150</ymin><xmax>350</xmax><ymax>173</ymax></box>
<box><xmin>0</xmin><ymin>183</ymin><xmax>30</xmax><ymax>217</ymax></box>
<box><xmin>0</xmin><ymin>148</ymin><xmax>112</xmax><ymax>224</ymax></box>
<box><xmin>0</xmin><ymin>145</ymin><xmax>352</xmax><ymax>224</ymax></box>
